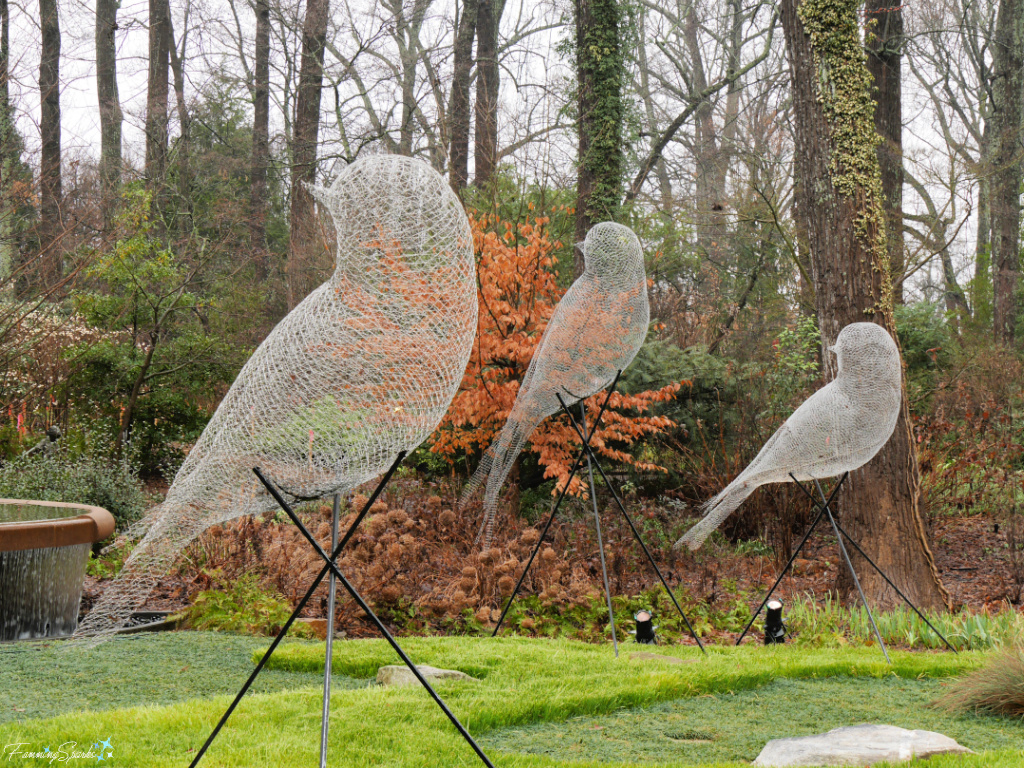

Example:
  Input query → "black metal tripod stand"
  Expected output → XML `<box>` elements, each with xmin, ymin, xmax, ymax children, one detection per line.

<box><xmin>735</xmin><ymin>471</ymin><xmax>957</xmax><ymax>660</ymax></box>
<box><xmin>189</xmin><ymin>452</ymin><xmax>496</xmax><ymax>768</ymax></box>
<box><xmin>491</xmin><ymin>373</ymin><xmax>706</xmax><ymax>655</ymax></box>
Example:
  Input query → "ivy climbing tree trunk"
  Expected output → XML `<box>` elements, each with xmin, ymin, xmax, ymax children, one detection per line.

<box><xmin>990</xmin><ymin>0</ymin><xmax>1024</xmax><ymax>344</ymax></box>
<box><xmin>287</xmin><ymin>0</ymin><xmax>329</xmax><ymax>309</ymax></box>
<box><xmin>574</xmin><ymin>0</ymin><xmax>623</xmax><ymax>277</ymax></box>
<box><xmin>780</xmin><ymin>0</ymin><xmax>948</xmax><ymax>610</ymax></box>
<box><xmin>96</xmin><ymin>0</ymin><xmax>122</xmax><ymax>230</ymax></box>
<box><xmin>865</xmin><ymin>0</ymin><xmax>904</xmax><ymax>303</ymax></box>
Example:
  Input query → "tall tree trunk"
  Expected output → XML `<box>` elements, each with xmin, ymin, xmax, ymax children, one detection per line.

<box><xmin>0</xmin><ymin>0</ymin><xmax>11</xmax><ymax>280</ymax></box>
<box><xmin>145</xmin><ymin>0</ymin><xmax>171</xmax><ymax>197</ymax></box>
<box><xmin>990</xmin><ymin>0</ymin><xmax>1024</xmax><ymax>344</ymax></box>
<box><xmin>168</xmin><ymin>21</ymin><xmax>191</xmax><ymax>223</ymax></box>
<box><xmin>573</xmin><ymin>0</ymin><xmax>623</xmax><ymax>276</ymax></box>
<box><xmin>96</xmin><ymin>0</ymin><xmax>122</xmax><ymax>229</ymax></box>
<box><xmin>780</xmin><ymin>0</ymin><xmax>948</xmax><ymax>610</ymax></box>
<box><xmin>251</xmin><ymin>0</ymin><xmax>271</xmax><ymax>281</ymax></box>
<box><xmin>448</xmin><ymin>0</ymin><xmax>478</xmax><ymax>193</ymax></box>
<box><xmin>287</xmin><ymin>0</ymin><xmax>329</xmax><ymax>309</ymax></box>
<box><xmin>39</xmin><ymin>0</ymin><xmax>62</xmax><ymax>286</ymax></box>
<box><xmin>473</xmin><ymin>0</ymin><xmax>502</xmax><ymax>188</ymax></box>
<box><xmin>974</xmin><ymin>129</ymin><xmax>993</xmax><ymax>327</ymax></box>
<box><xmin>865</xmin><ymin>0</ymin><xmax>905</xmax><ymax>303</ymax></box>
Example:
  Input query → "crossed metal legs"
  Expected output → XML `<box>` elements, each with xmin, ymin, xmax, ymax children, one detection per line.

<box><xmin>189</xmin><ymin>451</ymin><xmax>495</xmax><ymax>768</ymax></box>
<box><xmin>735</xmin><ymin>471</ymin><xmax>957</xmax><ymax>660</ymax></box>
<box><xmin>492</xmin><ymin>374</ymin><xmax>705</xmax><ymax>655</ymax></box>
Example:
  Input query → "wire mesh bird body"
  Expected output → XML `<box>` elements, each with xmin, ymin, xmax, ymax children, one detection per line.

<box><xmin>463</xmin><ymin>222</ymin><xmax>649</xmax><ymax>546</ymax></box>
<box><xmin>675</xmin><ymin>321</ymin><xmax>902</xmax><ymax>550</ymax></box>
<box><xmin>76</xmin><ymin>155</ymin><xmax>477</xmax><ymax>640</ymax></box>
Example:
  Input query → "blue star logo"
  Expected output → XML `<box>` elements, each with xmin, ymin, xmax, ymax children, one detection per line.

<box><xmin>98</xmin><ymin>738</ymin><xmax>113</xmax><ymax>752</ymax></box>
<box><xmin>43</xmin><ymin>747</ymin><xmax>50</xmax><ymax>754</ymax></box>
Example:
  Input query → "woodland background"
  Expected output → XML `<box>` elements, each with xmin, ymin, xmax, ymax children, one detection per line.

<box><xmin>1</xmin><ymin>0</ymin><xmax>1024</xmax><ymax>635</ymax></box>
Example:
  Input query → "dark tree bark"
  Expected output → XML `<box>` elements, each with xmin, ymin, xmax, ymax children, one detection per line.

<box><xmin>38</xmin><ymin>0</ymin><xmax>62</xmax><ymax>283</ymax></box>
<box><xmin>573</xmin><ymin>0</ymin><xmax>623</xmax><ymax>275</ymax></box>
<box><xmin>250</xmin><ymin>0</ymin><xmax>271</xmax><ymax>280</ymax></box>
<box><xmin>168</xmin><ymin>20</ymin><xmax>191</xmax><ymax>222</ymax></box>
<box><xmin>448</xmin><ymin>0</ymin><xmax>478</xmax><ymax>193</ymax></box>
<box><xmin>96</xmin><ymin>0</ymin><xmax>122</xmax><ymax>228</ymax></box>
<box><xmin>865</xmin><ymin>0</ymin><xmax>904</xmax><ymax>304</ymax></box>
<box><xmin>989</xmin><ymin>0</ymin><xmax>1023</xmax><ymax>344</ymax></box>
<box><xmin>287</xmin><ymin>0</ymin><xmax>329</xmax><ymax>308</ymax></box>
<box><xmin>780</xmin><ymin>0</ymin><xmax>948</xmax><ymax>610</ymax></box>
<box><xmin>0</xmin><ymin>0</ymin><xmax>10</xmax><ymax>278</ymax></box>
<box><xmin>473</xmin><ymin>0</ymin><xmax>503</xmax><ymax>188</ymax></box>
<box><xmin>145</xmin><ymin>0</ymin><xmax>171</xmax><ymax>195</ymax></box>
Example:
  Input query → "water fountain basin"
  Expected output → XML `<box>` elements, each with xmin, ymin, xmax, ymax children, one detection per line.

<box><xmin>0</xmin><ymin>499</ymin><xmax>115</xmax><ymax>641</ymax></box>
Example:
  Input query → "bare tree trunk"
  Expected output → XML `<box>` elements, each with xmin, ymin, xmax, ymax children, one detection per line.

<box><xmin>865</xmin><ymin>0</ymin><xmax>905</xmax><ymax>303</ymax></box>
<box><xmin>473</xmin><ymin>0</ymin><xmax>503</xmax><ymax>188</ymax></box>
<box><xmin>96</xmin><ymin>0</ymin><xmax>122</xmax><ymax>229</ymax></box>
<box><xmin>990</xmin><ymin>0</ymin><xmax>1023</xmax><ymax>344</ymax></box>
<box><xmin>168</xmin><ymin>18</ymin><xmax>192</xmax><ymax>224</ymax></box>
<box><xmin>39</xmin><ymin>0</ymin><xmax>62</xmax><ymax>285</ymax></box>
<box><xmin>251</xmin><ymin>0</ymin><xmax>271</xmax><ymax>281</ymax></box>
<box><xmin>448</xmin><ymin>0</ymin><xmax>478</xmax><ymax>193</ymax></box>
<box><xmin>287</xmin><ymin>0</ymin><xmax>329</xmax><ymax>308</ymax></box>
<box><xmin>0</xmin><ymin>0</ymin><xmax>12</xmax><ymax>280</ymax></box>
<box><xmin>573</xmin><ymin>0</ymin><xmax>623</xmax><ymax>275</ymax></box>
<box><xmin>145</xmin><ymin>0</ymin><xmax>171</xmax><ymax>196</ymax></box>
<box><xmin>780</xmin><ymin>0</ymin><xmax>948</xmax><ymax>610</ymax></box>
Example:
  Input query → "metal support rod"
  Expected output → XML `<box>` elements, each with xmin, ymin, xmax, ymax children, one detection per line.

<box><xmin>255</xmin><ymin>469</ymin><xmax>496</xmax><ymax>768</ymax></box>
<box><xmin>319</xmin><ymin>492</ymin><xmax>340</xmax><ymax>768</ymax></box>
<box><xmin>188</xmin><ymin>452</ymin><xmax>406</xmax><ymax>768</ymax></box>
<box><xmin>789</xmin><ymin>478</ymin><xmax>957</xmax><ymax>654</ymax></box>
<box><xmin>734</xmin><ymin>475</ymin><xmax>847</xmax><ymax>646</ymax></box>
<box><xmin>813</xmin><ymin>478</ymin><xmax>891</xmax><ymax>664</ymax></box>
<box><xmin>491</xmin><ymin>372</ymin><xmax>621</xmax><ymax>636</ymax></box>
<box><xmin>581</xmin><ymin>400</ymin><xmax>619</xmax><ymax>656</ymax></box>
<box><xmin>555</xmin><ymin>393</ymin><xmax>706</xmax><ymax>654</ymax></box>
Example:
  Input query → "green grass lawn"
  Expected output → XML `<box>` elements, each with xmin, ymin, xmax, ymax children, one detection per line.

<box><xmin>0</xmin><ymin>632</ymin><xmax>1020</xmax><ymax>767</ymax></box>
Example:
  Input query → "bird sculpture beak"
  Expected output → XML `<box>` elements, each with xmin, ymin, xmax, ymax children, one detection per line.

<box><xmin>305</xmin><ymin>183</ymin><xmax>331</xmax><ymax>208</ymax></box>
<box><xmin>574</xmin><ymin>241</ymin><xmax>585</xmax><ymax>254</ymax></box>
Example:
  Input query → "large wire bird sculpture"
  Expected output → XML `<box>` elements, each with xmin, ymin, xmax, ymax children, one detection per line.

<box><xmin>76</xmin><ymin>155</ymin><xmax>477</xmax><ymax>640</ymax></box>
<box><xmin>462</xmin><ymin>222</ymin><xmax>649</xmax><ymax>546</ymax></box>
<box><xmin>675</xmin><ymin>321</ymin><xmax>902</xmax><ymax>550</ymax></box>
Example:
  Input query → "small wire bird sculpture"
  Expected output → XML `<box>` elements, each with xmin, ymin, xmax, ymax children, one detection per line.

<box><xmin>675</xmin><ymin>321</ymin><xmax>902</xmax><ymax>550</ymax></box>
<box><xmin>462</xmin><ymin>222</ymin><xmax>649</xmax><ymax>546</ymax></box>
<box><xmin>76</xmin><ymin>155</ymin><xmax>477</xmax><ymax>640</ymax></box>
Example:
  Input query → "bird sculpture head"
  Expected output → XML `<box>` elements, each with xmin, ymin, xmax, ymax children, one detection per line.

<box><xmin>580</xmin><ymin>222</ymin><xmax>645</xmax><ymax>278</ymax></box>
<box><xmin>829</xmin><ymin>321</ymin><xmax>901</xmax><ymax>389</ymax></box>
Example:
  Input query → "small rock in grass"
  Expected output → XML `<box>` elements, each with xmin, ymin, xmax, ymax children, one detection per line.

<box><xmin>753</xmin><ymin>723</ymin><xmax>974</xmax><ymax>767</ymax></box>
<box><xmin>376</xmin><ymin>665</ymin><xmax>478</xmax><ymax>687</ymax></box>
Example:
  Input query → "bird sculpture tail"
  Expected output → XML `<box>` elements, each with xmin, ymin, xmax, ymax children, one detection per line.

<box><xmin>72</xmin><ymin>506</ymin><xmax>201</xmax><ymax>644</ymax></box>
<box><xmin>673</xmin><ymin>479</ymin><xmax>756</xmax><ymax>551</ymax></box>
<box><xmin>461</xmin><ymin>412</ymin><xmax>542</xmax><ymax>549</ymax></box>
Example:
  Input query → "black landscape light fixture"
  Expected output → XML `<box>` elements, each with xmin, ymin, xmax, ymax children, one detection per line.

<box><xmin>764</xmin><ymin>599</ymin><xmax>786</xmax><ymax>645</ymax></box>
<box><xmin>633</xmin><ymin>609</ymin><xmax>657</xmax><ymax>644</ymax></box>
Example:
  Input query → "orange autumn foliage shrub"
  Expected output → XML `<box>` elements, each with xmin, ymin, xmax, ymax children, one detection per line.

<box><xmin>431</xmin><ymin>211</ymin><xmax>686</xmax><ymax>498</ymax></box>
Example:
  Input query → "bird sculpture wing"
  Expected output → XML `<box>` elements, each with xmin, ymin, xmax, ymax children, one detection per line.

<box><xmin>462</xmin><ymin>222</ymin><xmax>649</xmax><ymax>546</ymax></box>
<box><xmin>75</xmin><ymin>155</ymin><xmax>476</xmax><ymax>640</ymax></box>
<box><xmin>674</xmin><ymin>321</ymin><xmax>902</xmax><ymax>550</ymax></box>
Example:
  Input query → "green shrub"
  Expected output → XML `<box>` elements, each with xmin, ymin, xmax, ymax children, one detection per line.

<box><xmin>185</xmin><ymin>570</ymin><xmax>316</xmax><ymax>638</ymax></box>
<box><xmin>0</xmin><ymin>447</ymin><xmax>145</xmax><ymax>533</ymax></box>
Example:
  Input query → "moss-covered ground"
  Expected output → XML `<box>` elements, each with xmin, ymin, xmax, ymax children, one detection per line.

<box><xmin>0</xmin><ymin>632</ymin><xmax>1020</xmax><ymax>767</ymax></box>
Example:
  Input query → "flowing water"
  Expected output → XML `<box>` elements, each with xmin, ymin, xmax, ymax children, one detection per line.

<box><xmin>0</xmin><ymin>502</ymin><xmax>91</xmax><ymax>641</ymax></box>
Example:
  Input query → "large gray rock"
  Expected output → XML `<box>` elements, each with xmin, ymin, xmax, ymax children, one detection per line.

<box><xmin>753</xmin><ymin>724</ymin><xmax>973</xmax><ymax>767</ymax></box>
<box><xmin>376</xmin><ymin>664</ymin><xmax>478</xmax><ymax>687</ymax></box>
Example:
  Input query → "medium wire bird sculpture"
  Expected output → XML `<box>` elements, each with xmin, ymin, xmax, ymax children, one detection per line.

<box><xmin>674</xmin><ymin>321</ymin><xmax>902</xmax><ymax>550</ymax></box>
<box><xmin>76</xmin><ymin>154</ymin><xmax>477</xmax><ymax>640</ymax></box>
<box><xmin>462</xmin><ymin>222</ymin><xmax>649</xmax><ymax>546</ymax></box>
